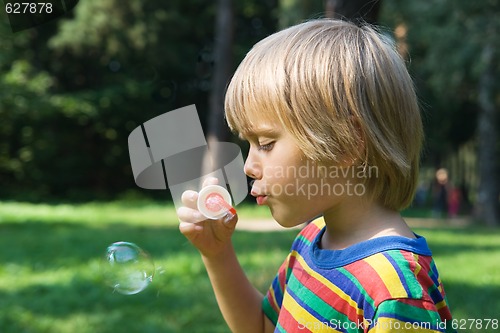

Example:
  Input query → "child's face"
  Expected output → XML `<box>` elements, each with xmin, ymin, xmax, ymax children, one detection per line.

<box><xmin>242</xmin><ymin>123</ymin><xmax>344</xmax><ymax>227</ymax></box>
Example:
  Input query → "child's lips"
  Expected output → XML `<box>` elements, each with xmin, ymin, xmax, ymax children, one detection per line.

<box><xmin>255</xmin><ymin>195</ymin><xmax>268</xmax><ymax>205</ymax></box>
<box><xmin>251</xmin><ymin>189</ymin><xmax>268</xmax><ymax>205</ymax></box>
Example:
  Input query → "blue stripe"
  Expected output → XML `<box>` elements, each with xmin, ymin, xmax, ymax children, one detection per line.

<box><xmin>337</xmin><ymin>267</ymin><xmax>377</xmax><ymax>318</ymax></box>
<box><xmin>301</xmin><ymin>252</ymin><xmax>370</xmax><ymax>311</ymax></box>
<box><xmin>383</xmin><ymin>251</ymin><xmax>413</xmax><ymax>298</ymax></box>
<box><xmin>292</xmin><ymin>234</ymin><xmax>312</xmax><ymax>251</ymax></box>
<box><xmin>287</xmin><ymin>278</ymin><xmax>351</xmax><ymax>333</ymax></box>
<box><xmin>271</xmin><ymin>273</ymin><xmax>284</xmax><ymax>307</ymax></box>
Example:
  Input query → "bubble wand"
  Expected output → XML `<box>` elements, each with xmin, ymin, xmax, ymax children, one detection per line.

<box><xmin>197</xmin><ymin>185</ymin><xmax>236</xmax><ymax>219</ymax></box>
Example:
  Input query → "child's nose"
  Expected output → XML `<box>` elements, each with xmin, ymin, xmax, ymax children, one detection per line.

<box><xmin>244</xmin><ymin>156</ymin><xmax>262</xmax><ymax>180</ymax></box>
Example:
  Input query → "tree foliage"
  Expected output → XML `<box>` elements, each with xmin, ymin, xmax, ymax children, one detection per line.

<box><xmin>0</xmin><ymin>0</ymin><xmax>277</xmax><ymax>201</ymax></box>
<box><xmin>383</xmin><ymin>0</ymin><xmax>500</xmax><ymax>159</ymax></box>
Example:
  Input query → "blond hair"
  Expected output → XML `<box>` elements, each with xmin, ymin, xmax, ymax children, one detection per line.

<box><xmin>225</xmin><ymin>19</ymin><xmax>423</xmax><ymax>211</ymax></box>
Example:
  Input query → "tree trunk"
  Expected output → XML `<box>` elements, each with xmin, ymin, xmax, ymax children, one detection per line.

<box><xmin>325</xmin><ymin>0</ymin><xmax>381</xmax><ymax>24</ymax></box>
<box><xmin>203</xmin><ymin>0</ymin><xmax>234</xmax><ymax>175</ymax></box>
<box><xmin>477</xmin><ymin>43</ymin><xmax>499</xmax><ymax>227</ymax></box>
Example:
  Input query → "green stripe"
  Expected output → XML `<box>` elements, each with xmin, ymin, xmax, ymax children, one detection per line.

<box><xmin>427</xmin><ymin>260</ymin><xmax>443</xmax><ymax>298</ymax></box>
<box><xmin>288</xmin><ymin>273</ymin><xmax>361</xmax><ymax>333</ymax></box>
<box><xmin>374</xmin><ymin>299</ymin><xmax>441</xmax><ymax>326</ymax></box>
<box><xmin>387</xmin><ymin>250</ymin><xmax>423</xmax><ymax>299</ymax></box>
<box><xmin>276</xmin><ymin>322</ymin><xmax>287</xmax><ymax>333</ymax></box>
<box><xmin>338</xmin><ymin>267</ymin><xmax>376</xmax><ymax>310</ymax></box>
<box><xmin>426</xmin><ymin>266</ymin><xmax>440</xmax><ymax>297</ymax></box>
<box><xmin>262</xmin><ymin>296</ymin><xmax>279</xmax><ymax>325</ymax></box>
<box><xmin>296</xmin><ymin>234</ymin><xmax>311</xmax><ymax>246</ymax></box>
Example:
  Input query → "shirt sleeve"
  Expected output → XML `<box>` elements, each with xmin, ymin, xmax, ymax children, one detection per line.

<box><xmin>368</xmin><ymin>298</ymin><xmax>456</xmax><ymax>333</ymax></box>
<box><xmin>262</xmin><ymin>253</ymin><xmax>291</xmax><ymax>326</ymax></box>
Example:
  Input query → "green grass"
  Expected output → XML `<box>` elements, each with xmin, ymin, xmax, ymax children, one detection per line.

<box><xmin>413</xmin><ymin>227</ymin><xmax>500</xmax><ymax>329</ymax></box>
<box><xmin>0</xmin><ymin>201</ymin><xmax>499</xmax><ymax>333</ymax></box>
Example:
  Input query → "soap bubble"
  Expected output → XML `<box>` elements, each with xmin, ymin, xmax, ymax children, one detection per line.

<box><xmin>103</xmin><ymin>242</ymin><xmax>155</xmax><ymax>295</ymax></box>
<box><xmin>205</xmin><ymin>193</ymin><xmax>225</xmax><ymax>212</ymax></box>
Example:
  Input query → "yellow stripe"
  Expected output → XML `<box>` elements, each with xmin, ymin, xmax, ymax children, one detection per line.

<box><xmin>435</xmin><ymin>299</ymin><xmax>447</xmax><ymax>311</ymax></box>
<box><xmin>363</xmin><ymin>254</ymin><xmax>408</xmax><ymax>298</ymax></box>
<box><xmin>413</xmin><ymin>254</ymin><xmax>422</xmax><ymax>277</ymax></box>
<box><xmin>369</xmin><ymin>317</ymin><xmax>439</xmax><ymax>332</ymax></box>
<box><xmin>437</xmin><ymin>278</ymin><xmax>444</xmax><ymax>294</ymax></box>
<box><xmin>285</xmin><ymin>292</ymin><xmax>341</xmax><ymax>333</ymax></box>
<box><xmin>293</xmin><ymin>252</ymin><xmax>364</xmax><ymax>316</ymax></box>
<box><xmin>268</xmin><ymin>285</ymin><xmax>278</xmax><ymax>311</ymax></box>
<box><xmin>312</xmin><ymin>217</ymin><xmax>326</xmax><ymax>228</ymax></box>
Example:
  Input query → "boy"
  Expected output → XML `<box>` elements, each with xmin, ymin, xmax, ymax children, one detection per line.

<box><xmin>177</xmin><ymin>19</ymin><xmax>455</xmax><ymax>332</ymax></box>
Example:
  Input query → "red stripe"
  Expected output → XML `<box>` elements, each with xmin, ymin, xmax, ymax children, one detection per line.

<box><xmin>267</xmin><ymin>254</ymin><xmax>292</xmax><ymax>315</ymax></box>
<box><xmin>299</xmin><ymin>221</ymin><xmax>323</xmax><ymax>242</ymax></box>
<box><xmin>398</xmin><ymin>298</ymin><xmax>437</xmax><ymax>311</ymax></box>
<box><xmin>416</xmin><ymin>256</ymin><xmax>437</xmax><ymax>293</ymax></box>
<box><xmin>400</xmin><ymin>251</ymin><xmax>418</xmax><ymax>274</ymax></box>
<box><xmin>278</xmin><ymin>255</ymin><xmax>291</xmax><ymax>286</ymax></box>
<box><xmin>292</xmin><ymin>258</ymin><xmax>361</xmax><ymax>323</ymax></box>
<box><xmin>344</xmin><ymin>259</ymin><xmax>393</xmax><ymax>306</ymax></box>
<box><xmin>438</xmin><ymin>304</ymin><xmax>453</xmax><ymax>321</ymax></box>
<box><xmin>279</xmin><ymin>305</ymin><xmax>313</xmax><ymax>333</ymax></box>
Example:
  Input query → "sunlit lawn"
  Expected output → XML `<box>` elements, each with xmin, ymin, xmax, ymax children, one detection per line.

<box><xmin>0</xmin><ymin>201</ymin><xmax>499</xmax><ymax>332</ymax></box>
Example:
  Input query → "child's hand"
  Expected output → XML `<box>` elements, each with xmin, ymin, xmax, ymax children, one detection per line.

<box><xmin>177</xmin><ymin>177</ymin><xmax>238</xmax><ymax>258</ymax></box>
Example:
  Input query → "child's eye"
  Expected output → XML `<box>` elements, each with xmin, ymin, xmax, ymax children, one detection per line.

<box><xmin>258</xmin><ymin>142</ymin><xmax>274</xmax><ymax>151</ymax></box>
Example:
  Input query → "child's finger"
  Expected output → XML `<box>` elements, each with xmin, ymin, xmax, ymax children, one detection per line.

<box><xmin>202</xmin><ymin>177</ymin><xmax>219</xmax><ymax>188</ymax></box>
<box><xmin>221</xmin><ymin>212</ymin><xmax>238</xmax><ymax>229</ymax></box>
<box><xmin>179</xmin><ymin>221</ymin><xmax>203</xmax><ymax>236</ymax></box>
<box><xmin>177</xmin><ymin>206</ymin><xmax>205</xmax><ymax>223</ymax></box>
<box><xmin>181</xmin><ymin>190</ymin><xmax>199</xmax><ymax>209</ymax></box>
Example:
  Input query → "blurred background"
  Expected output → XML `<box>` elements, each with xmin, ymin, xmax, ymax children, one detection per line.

<box><xmin>1</xmin><ymin>0</ymin><xmax>499</xmax><ymax>225</ymax></box>
<box><xmin>0</xmin><ymin>1</ymin><xmax>499</xmax><ymax>332</ymax></box>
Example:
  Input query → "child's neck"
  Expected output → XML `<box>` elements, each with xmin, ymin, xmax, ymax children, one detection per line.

<box><xmin>320</xmin><ymin>197</ymin><xmax>415</xmax><ymax>250</ymax></box>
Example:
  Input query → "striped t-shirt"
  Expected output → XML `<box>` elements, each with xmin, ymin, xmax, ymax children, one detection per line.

<box><xmin>263</xmin><ymin>218</ymin><xmax>456</xmax><ymax>332</ymax></box>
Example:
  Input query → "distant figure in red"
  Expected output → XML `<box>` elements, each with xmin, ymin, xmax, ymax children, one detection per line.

<box><xmin>448</xmin><ymin>187</ymin><xmax>462</xmax><ymax>218</ymax></box>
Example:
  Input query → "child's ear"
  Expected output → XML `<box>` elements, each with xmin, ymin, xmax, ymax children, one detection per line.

<box><xmin>340</xmin><ymin>117</ymin><xmax>366</xmax><ymax>168</ymax></box>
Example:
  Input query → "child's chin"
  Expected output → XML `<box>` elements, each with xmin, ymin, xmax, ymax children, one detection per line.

<box><xmin>272</xmin><ymin>210</ymin><xmax>306</xmax><ymax>229</ymax></box>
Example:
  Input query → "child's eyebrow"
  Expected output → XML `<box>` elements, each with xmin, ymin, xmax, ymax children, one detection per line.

<box><xmin>238</xmin><ymin>127</ymin><xmax>279</xmax><ymax>140</ymax></box>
